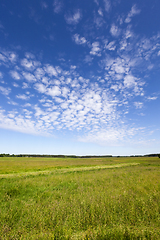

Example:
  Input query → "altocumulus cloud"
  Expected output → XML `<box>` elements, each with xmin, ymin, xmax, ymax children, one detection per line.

<box><xmin>0</xmin><ymin>0</ymin><xmax>160</xmax><ymax>152</ymax></box>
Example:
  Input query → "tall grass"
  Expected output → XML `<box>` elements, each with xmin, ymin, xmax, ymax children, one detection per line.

<box><xmin>0</xmin><ymin>157</ymin><xmax>160</xmax><ymax>239</ymax></box>
<box><xmin>0</xmin><ymin>156</ymin><xmax>150</xmax><ymax>174</ymax></box>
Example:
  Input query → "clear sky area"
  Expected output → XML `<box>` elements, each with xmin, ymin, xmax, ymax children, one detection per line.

<box><xmin>0</xmin><ymin>0</ymin><xmax>160</xmax><ymax>156</ymax></box>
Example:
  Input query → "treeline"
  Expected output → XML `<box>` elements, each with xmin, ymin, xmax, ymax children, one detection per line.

<box><xmin>78</xmin><ymin>155</ymin><xmax>112</xmax><ymax>158</ymax></box>
<box><xmin>0</xmin><ymin>153</ymin><xmax>75</xmax><ymax>158</ymax></box>
<box><xmin>144</xmin><ymin>154</ymin><xmax>160</xmax><ymax>157</ymax></box>
<box><xmin>0</xmin><ymin>153</ymin><xmax>159</xmax><ymax>158</ymax></box>
<box><xmin>0</xmin><ymin>153</ymin><xmax>112</xmax><ymax>158</ymax></box>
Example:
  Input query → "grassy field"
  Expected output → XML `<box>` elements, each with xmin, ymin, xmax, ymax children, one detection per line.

<box><xmin>0</xmin><ymin>157</ymin><xmax>160</xmax><ymax>239</ymax></box>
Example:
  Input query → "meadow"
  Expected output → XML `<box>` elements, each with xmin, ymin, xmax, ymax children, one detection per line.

<box><xmin>0</xmin><ymin>156</ymin><xmax>160</xmax><ymax>239</ymax></box>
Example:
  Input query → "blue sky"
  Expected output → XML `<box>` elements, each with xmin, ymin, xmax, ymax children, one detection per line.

<box><xmin>0</xmin><ymin>0</ymin><xmax>160</xmax><ymax>155</ymax></box>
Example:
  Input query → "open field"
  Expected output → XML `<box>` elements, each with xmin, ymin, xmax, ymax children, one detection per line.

<box><xmin>0</xmin><ymin>157</ymin><xmax>160</xmax><ymax>239</ymax></box>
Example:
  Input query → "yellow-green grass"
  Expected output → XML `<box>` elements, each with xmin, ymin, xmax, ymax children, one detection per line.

<box><xmin>0</xmin><ymin>163</ymin><xmax>140</xmax><ymax>178</ymax></box>
<box><xmin>0</xmin><ymin>156</ymin><xmax>157</xmax><ymax>174</ymax></box>
<box><xmin>0</xmin><ymin>157</ymin><xmax>160</xmax><ymax>239</ymax></box>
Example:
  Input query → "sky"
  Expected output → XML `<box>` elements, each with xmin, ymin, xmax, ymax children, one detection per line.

<box><xmin>0</xmin><ymin>0</ymin><xmax>160</xmax><ymax>156</ymax></box>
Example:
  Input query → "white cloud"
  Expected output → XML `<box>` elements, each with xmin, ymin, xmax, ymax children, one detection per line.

<box><xmin>125</xmin><ymin>5</ymin><xmax>141</xmax><ymax>23</ymax></box>
<box><xmin>7</xmin><ymin>112</ymin><xmax>16</xmax><ymax>118</ymax></box>
<box><xmin>0</xmin><ymin>86</ymin><xmax>11</xmax><ymax>95</ymax></box>
<box><xmin>62</xmin><ymin>86</ymin><xmax>70</xmax><ymax>97</ymax></box>
<box><xmin>34</xmin><ymin>83</ymin><xmax>47</xmax><ymax>93</ymax></box>
<box><xmin>0</xmin><ymin>72</ymin><xmax>3</xmax><ymax>78</ymax></box>
<box><xmin>0</xmin><ymin>108</ymin><xmax>50</xmax><ymax>136</ymax></box>
<box><xmin>105</xmin><ymin>41</ymin><xmax>116</xmax><ymax>51</ymax></box>
<box><xmin>147</xmin><ymin>96</ymin><xmax>158</xmax><ymax>100</ymax></box>
<box><xmin>25</xmin><ymin>52</ymin><xmax>35</xmax><ymax>59</ymax></box>
<box><xmin>34</xmin><ymin>106</ymin><xmax>45</xmax><ymax>117</ymax></box>
<box><xmin>125</xmin><ymin>29</ymin><xmax>133</xmax><ymax>39</ymax></box>
<box><xmin>53</xmin><ymin>79</ymin><xmax>60</xmax><ymax>85</ymax></box>
<box><xmin>78</xmin><ymin>125</ymin><xmax>146</xmax><ymax>147</ymax></box>
<box><xmin>8</xmin><ymin>53</ymin><xmax>17</xmax><ymax>63</ymax></box>
<box><xmin>47</xmin><ymin>86</ymin><xmax>61</xmax><ymax>97</ymax></box>
<box><xmin>80</xmin><ymin>128</ymin><xmax>125</xmax><ymax>144</ymax></box>
<box><xmin>90</xmin><ymin>42</ymin><xmax>101</xmax><ymax>56</ymax></box>
<box><xmin>73</xmin><ymin>34</ymin><xmax>87</xmax><ymax>45</ymax></box>
<box><xmin>94</xmin><ymin>15</ymin><xmax>104</xmax><ymax>28</ymax></box>
<box><xmin>110</xmin><ymin>24</ymin><xmax>120</xmax><ymax>37</ymax></box>
<box><xmin>24</xmin><ymin>103</ymin><xmax>31</xmax><ymax>107</ymax></box>
<box><xmin>55</xmin><ymin>97</ymin><xmax>63</xmax><ymax>103</ymax></box>
<box><xmin>124</xmin><ymin>75</ymin><xmax>136</xmax><ymax>88</ymax></box>
<box><xmin>70</xmin><ymin>65</ymin><xmax>76</xmax><ymax>70</ymax></box>
<box><xmin>98</xmin><ymin>8</ymin><xmax>103</xmax><ymax>16</ymax></box>
<box><xmin>61</xmin><ymin>102</ymin><xmax>69</xmax><ymax>109</ymax></box>
<box><xmin>134</xmin><ymin>102</ymin><xmax>143</xmax><ymax>109</ymax></box>
<box><xmin>44</xmin><ymin>64</ymin><xmax>57</xmax><ymax>76</ymax></box>
<box><xmin>53</xmin><ymin>0</ymin><xmax>62</xmax><ymax>13</ymax></box>
<box><xmin>22</xmin><ymin>82</ymin><xmax>29</xmax><ymax>89</ymax></box>
<box><xmin>13</xmin><ymin>82</ymin><xmax>19</xmax><ymax>87</ymax></box>
<box><xmin>21</xmin><ymin>58</ymin><xmax>34</xmax><ymax>70</ymax></box>
<box><xmin>65</xmin><ymin>10</ymin><xmax>82</xmax><ymax>25</ymax></box>
<box><xmin>7</xmin><ymin>100</ymin><xmax>18</xmax><ymax>106</ymax></box>
<box><xmin>94</xmin><ymin>0</ymin><xmax>99</xmax><ymax>5</ymax></box>
<box><xmin>0</xmin><ymin>53</ymin><xmax>7</xmax><ymax>62</ymax></box>
<box><xmin>0</xmin><ymin>36</ymin><xmax>159</xmax><ymax>144</ymax></box>
<box><xmin>23</xmin><ymin>72</ymin><xmax>37</xmax><ymax>82</ymax></box>
<box><xmin>55</xmin><ymin>66</ymin><xmax>62</xmax><ymax>74</ymax></box>
<box><xmin>16</xmin><ymin>94</ymin><xmax>30</xmax><ymax>100</ymax></box>
<box><xmin>42</xmin><ymin>77</ymin><xmax>49</xmax><ymax>85</ymax></box>
<box><xmin>84</xmin><ymin>55</ymin><xmax>93</xmax><ymax>63</ymax></box>
<box><xmin>120</xmin><ymin>40</ymin><xmax>127</xmax><ymax>51</ymax></box>
<box><xmin>35</xmin><ymin>68</ymin><xmax>45</xmax><ymax>79</ymax></box>
<box><xmin>103</xmin><ymin>0</ymin><xmax>111</xmax><ymax>12</ymax></box>
<box><xmin>148</xmin><ymin>64</ymin><xmax>154</xmax><ymax>70</ymax></box>
<box><xmin>111</xmin><ymin>59</ymin><xmax>126</xmax><ymax>74</ymax></box>
<box><xmin>110</xmin><ymin>84</ymin><xmax>120</xmax><ymax>92</ymax></box>
<box><xmin>0</xmin><ymin>51</ymin><xmax>18</xmax><ymax>64</ymax></box>
<box><xmin>10</xmin><ymin>70</ymin><xmax>21</xmax><ymax>80</ymax></box>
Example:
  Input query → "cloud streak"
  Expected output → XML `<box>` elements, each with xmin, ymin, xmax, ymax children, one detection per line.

<box><xmin>125</xmin><ymin>5</ymin><xmax>141</xmax><ymax>23</ymax></box>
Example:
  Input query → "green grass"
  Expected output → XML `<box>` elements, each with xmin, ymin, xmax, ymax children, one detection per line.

<box><xmin>0</xmin><ymin>157</ymin><xmax>160</xmax><ymax>239</ymax></box>
<box><xmin>0</xmin><ymin>156</ymin><xmax>148</xmax><ymax>174</ymax></box>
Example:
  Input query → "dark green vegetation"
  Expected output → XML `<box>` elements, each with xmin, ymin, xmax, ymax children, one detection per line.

<box><xmin>0</xmin><ymin>153</ymin><xmax>159</xmax><ymax>158</ymax></box>
<box><xmin>0</xmin><ymin>157</ymin><xmax>160</xmax><ymax>239</ymax></box>
<box><xmin>0</xmin><ymin>154</ymin><xmax>113</xmax><ymax>158</ymax></box>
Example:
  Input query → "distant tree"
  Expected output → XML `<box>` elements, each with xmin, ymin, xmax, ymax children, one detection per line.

<box><xmin>0</xmin><ymin>153</ymin><xmax>10</xmax><ymax>157</ymax></box>
<box><xmin>158</xmin><ymin>154</ymin><xmax>160</xmax><ymax>158</ymax></box>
